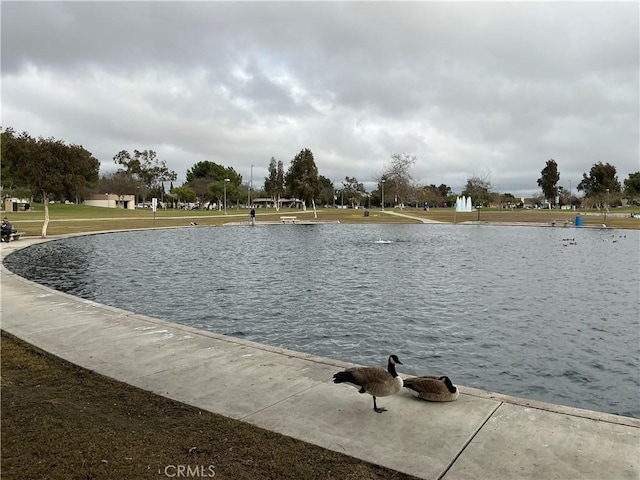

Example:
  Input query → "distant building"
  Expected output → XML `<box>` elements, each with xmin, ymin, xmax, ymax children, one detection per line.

<box><xmin>84</xmin><ymin>193</ymin><xmax>136</xmax><ymax>209</ymax></box>
<box><xmin>3</xmin><ymin>197</ymin><xmax>31</xmax><ymax>212</ymax></box>
<box><xmin>252</xmin><ymin>197</ymin><xmax>305</xmax><ymax>208</ymax></box>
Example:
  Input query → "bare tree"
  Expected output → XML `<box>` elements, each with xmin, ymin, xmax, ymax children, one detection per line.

<box><xmin>378</xmin><ymin>153</ymin><xmax>417</xmax><ymax>208</ymax></box>
<box><xmin>462</xmin><ymin>172</ymin><xmax>495</xmax><ymax>207</ymax></box>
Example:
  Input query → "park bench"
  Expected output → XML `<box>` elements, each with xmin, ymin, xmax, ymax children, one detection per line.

<box><xmin>1</xmin><ymin>231</ymin><xmax>23</xmax><ymax>242</ymax></box>
<box><xmin>280</xmin><ymin>216</ymin><xmax>297</xmax><ymax>224</ymax></box>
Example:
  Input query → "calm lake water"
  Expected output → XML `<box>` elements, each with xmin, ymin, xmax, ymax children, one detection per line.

<box><xmin>4</xmin><ymin>223</ymin><xmax>639</xmax><ymax>418</ymax></box>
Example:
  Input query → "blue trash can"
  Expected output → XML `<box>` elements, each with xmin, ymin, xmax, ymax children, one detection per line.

<box><xmin>575</xmin><ymin>215</ymin><xmax>583</xmax><ymax>227</ymax></box>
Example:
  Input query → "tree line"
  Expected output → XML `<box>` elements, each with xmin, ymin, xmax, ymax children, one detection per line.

<box><xmin>3</xmin><ymin>126</ymin><xmax>639</xmax><ymax>226</ymax></box>
<box><xmin>538</xmin><ymin>159</ymin><xmax>640</xmax><ymax>209</ymax></box>
<box><xmin>1</xmin><ymin>127</ymin><xmax>100</xmax><ymax>236</ymax></box>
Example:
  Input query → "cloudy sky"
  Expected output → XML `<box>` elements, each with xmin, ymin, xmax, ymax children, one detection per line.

<box><xmin>2</xmin><ymin>1</ymin><xmax>638</xmax><ymax>197</ymax></box>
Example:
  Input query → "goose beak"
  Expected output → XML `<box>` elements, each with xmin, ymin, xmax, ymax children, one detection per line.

<box><xmin>396</xmin><ymin>360</ymin><xmax>403</xmax><ymax>365</ymax></box>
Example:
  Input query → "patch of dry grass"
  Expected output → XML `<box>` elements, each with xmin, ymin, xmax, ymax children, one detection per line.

<box><xmin>0</xmin><ymin>331</ymin><xmax>417</xmax><ymax>480</ymax></box>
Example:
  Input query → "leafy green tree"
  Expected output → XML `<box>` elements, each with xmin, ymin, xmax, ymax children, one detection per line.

<box><xmin>7</xmin><ymin>132</ymin><xmax>100</xmax><ymax>237</ymax></box>
<box><xmin>537</xmin><ymin>159</ymin><xmax>560</xmax><ymax>204</ymax></box>
<box><xmin>184</xmin><ymin>160</ymin><xmax>242</xmax><ymax>206</ymax></box>
<box><xmin>623</xmin><ymin>172</ymin><xmax>640</xmax><ymax>205</ymax></box>
<box><xmin>436</xmin><ymin>184</ymin><xmax>452</xmax><ymax>201</ymax></box>
<box><xmin>171</xmin><ymin>185</ymin><xmax>196</xmax><ymax>203</ymax></box>
<box><xmin>1</xmin><ymin>127</ymin><xmax>30</xmax><ymax>191</ymax></box>
<box><xmin>577</xmin><ymin>162</ymin><xmax>621</xmax><ymax>207</ymax></box>
<box><xmin>209</xmin><ymin>179</ymin><xmax>239</xmax><ymax>210</ymax></box>
<box><xmin>264</xmin><ymin>157</ymin><xmax>286</xmax><ymax>208</ymax></box>
<box><xmin>188</xmin><ymin>177</ymin><xmax>214</xmax><ymax>205</ymax></box>
<box><xmin>317</xmin><ymin>175</ymin><xmax>335</xmax><ymax>206</ymax></box>
<box><xmin>342</xmin><ymin>176</ymin><xmax>366</xmax><ymax>207</ymax></box>
<box><xmin>285</xmin><ymin>148</ymin><xmax>322</xmax><ymax>207</ymax></box>
<box><xmin>419</xmin><ymin>184</ymin><xmax>452</xmax><ymax>206</ymax></box>
<box><xmin>499</xmin><ymin>192</ymin><xmax>519</xmax><ymax>208</ymax></box>
<box><xmin>186</xmin><ymin>161</ymin><xmax>236</xmax><ymax>182</ymax></box>
<box><xmin>113</xmin><ymin>150</ymin><xmax>177</xmax><ymax>201</ymax></box>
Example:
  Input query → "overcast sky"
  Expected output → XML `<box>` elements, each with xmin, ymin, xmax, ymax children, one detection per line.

<box><xmin>2</xmin><ymin>1</ymin><xmax>638</xmax><ymax>197</ymax></box>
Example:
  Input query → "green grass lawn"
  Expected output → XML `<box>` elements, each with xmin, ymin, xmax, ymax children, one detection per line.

<box><xmin>3</xmin><ymin>203</ymin><xmax>638</xmax><ymax>237</ymax></box>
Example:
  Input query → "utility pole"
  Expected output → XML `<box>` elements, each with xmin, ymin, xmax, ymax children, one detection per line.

<box><xmin>249</xmin><ymin>164</ymin><xmax>253</xmax><ymax>207</ymax></box>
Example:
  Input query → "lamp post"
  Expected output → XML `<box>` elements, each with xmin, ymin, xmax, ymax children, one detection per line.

<box><xmin>381</xmin><ymin>179</ymin><xmax>385</xmax><ymax>211</ymax></box>
<box><xmin>224</xmin><ymin>178</ymin><xmax>230</xmax><ymax>215</ymax></box>
<box><xmin>569</xmin><ymin>179</ymin><xmax>572</xmax><ymax>210</ymax></box>
<box><xmin>605</xmin><ymin>188</ymin><xmax>610</xmax><ymax>222</ymax></box>
<box><xmin>249</xmin><ymin>165</ymin><xmax>253</xmax><ymax>208</ymax></box>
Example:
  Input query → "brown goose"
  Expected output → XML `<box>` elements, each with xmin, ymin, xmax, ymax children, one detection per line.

<box><xmin>332</xmin><ymin>354</ymin><xmax>404</xmax><ymax>413</ymax></box>
<box><xmin>403</xmin><ymin>375</ymin><xmax>459</xmax><ymax>402</ymax></box>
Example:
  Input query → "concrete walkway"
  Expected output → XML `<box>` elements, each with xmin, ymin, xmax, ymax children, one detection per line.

<box><xmin>382</xmin><ymin>209</ymin><xmax>444</xmax><ymax>223</ymax></box>
<box><xmin>2</xmin><ymin>237</ymin><xmax>639</xmax><ymax>480</ymax></box>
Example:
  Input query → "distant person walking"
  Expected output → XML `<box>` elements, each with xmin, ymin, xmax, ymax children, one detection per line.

<box><xmin>250</xmin><ymin>208</ymin><xmax>256</xmax><ymax>226</ymax></box>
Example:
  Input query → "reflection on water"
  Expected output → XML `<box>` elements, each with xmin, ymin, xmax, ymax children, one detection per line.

<box><xmin>5</xmin><ymin>224</ymin><xmax>639</xmax><ymax>418</ymax></box>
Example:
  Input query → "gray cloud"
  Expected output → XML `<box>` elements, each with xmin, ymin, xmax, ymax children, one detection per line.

<box><xmin>2</xmin><ymin>1</ymin><xmax>638</xmax><ymax>196</ymax></box>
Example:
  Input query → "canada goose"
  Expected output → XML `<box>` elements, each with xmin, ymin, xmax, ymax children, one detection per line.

<box><xmin>403</xmin><ymin>375</ymin><xmax>459</xmax><ymax>402</ymax></box>
<box><xmin>333</xmin><ymin>354</ymin><xmax>404</xmax><ymax>413</ymax></box>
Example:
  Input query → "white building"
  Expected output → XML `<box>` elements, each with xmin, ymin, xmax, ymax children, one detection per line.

<box><xmin>83</xmin><ymin>193</ymin><xmax>136</xmax><ymax>209</ymax></box>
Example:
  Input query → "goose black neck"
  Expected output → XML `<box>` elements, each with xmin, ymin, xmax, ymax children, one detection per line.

<box><xmin>387</xmin><ymin>361</ymin><xmax>399</xmax><ymax>378</ymax></box>
<box><xmin>442</xmin><ymin>376</ymin><xmax>456</xmax><ymax>393</ymax></box>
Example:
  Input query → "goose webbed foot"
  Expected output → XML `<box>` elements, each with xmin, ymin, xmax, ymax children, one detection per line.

<box><xmin>373</xmin><ymin>397</ymin><xmax>387</xmax><ymax>413</ymax></box>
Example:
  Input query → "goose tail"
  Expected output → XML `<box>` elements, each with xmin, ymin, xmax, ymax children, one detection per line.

<box><xmin>333</xmin><ymin>371</ymin><xmax>356</xmax><ymax>384</ymax></box>
<box><xmin>403</xmin><ymin>378</ymin><xmax>418</xmax><ymax>391</ymax></box>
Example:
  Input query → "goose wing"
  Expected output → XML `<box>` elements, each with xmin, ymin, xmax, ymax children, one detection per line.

<box><xmin>348</xmin><ymin>366</ymin><xmax>390</xmax><ymax>387</ymax></box>
<box><xmin>404</xmin><ymin>376</ymin><xmax>459</xmax><ymax>401</ymax></box>
<box><xmin>349</xmin><ymin>366</ymin><xmax>402</xmax><ymax>396</ymax></box>
<box><xmin>404</xmin><ymin>376</ymin><xmax>448</xmax><ymax>393</ymax></box>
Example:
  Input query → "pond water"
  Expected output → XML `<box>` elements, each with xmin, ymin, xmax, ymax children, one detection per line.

<box><xmin>4</xmin><ymin>223</ymin><xmax>639</xmax><ymax>418</ymax></box>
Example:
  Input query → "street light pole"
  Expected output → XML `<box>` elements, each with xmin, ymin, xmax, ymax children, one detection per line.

<box><xmin>569</xmin><ymin>179</ymin><xmax>572</xmax><ymax>210</ymax></box>
<box><xmin>381</xmin><ymin>179</ymin><xmax>385</xmax><ymax>211</ymax></box>
<box><xmin>333</xmin><ymin>183</ymin><xmax>336</xmax><ymax>209</ymax></box>
<box><xmin>249</xmin><ymin>165</ymin><xmax>253</xmax><ymax>208</ymax></box>
<box><xmin>605</xmin><ymin>188</ymin><xmax>610</xmax><ymax>222</ymax></box>
<box><xmin>224</xmin><ymin>178</ymin><xmax>230</xmax><ymax>215</ymax></box>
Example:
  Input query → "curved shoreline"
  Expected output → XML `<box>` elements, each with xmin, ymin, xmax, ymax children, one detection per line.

<box><xmin>2</xmin><ymin>234</ymin><xmax>639</xmax><ymax>479</ymax></box>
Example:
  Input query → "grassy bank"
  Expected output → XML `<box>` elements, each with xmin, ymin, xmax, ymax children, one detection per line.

<box><xmin>3</xmin><ymin>203</ymin><xmax>639</xmax><ymax>237</ymax></box>
<box><xmin>0</xmin><ymin>332</ymin><xmax>416</xmax><ymax>480</ymax></box>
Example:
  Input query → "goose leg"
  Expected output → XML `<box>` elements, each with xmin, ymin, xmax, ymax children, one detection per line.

<box><xmin>373</xmin><ymin>396</ymin><xmax>387</xmax><ymax>413</ymax></box>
